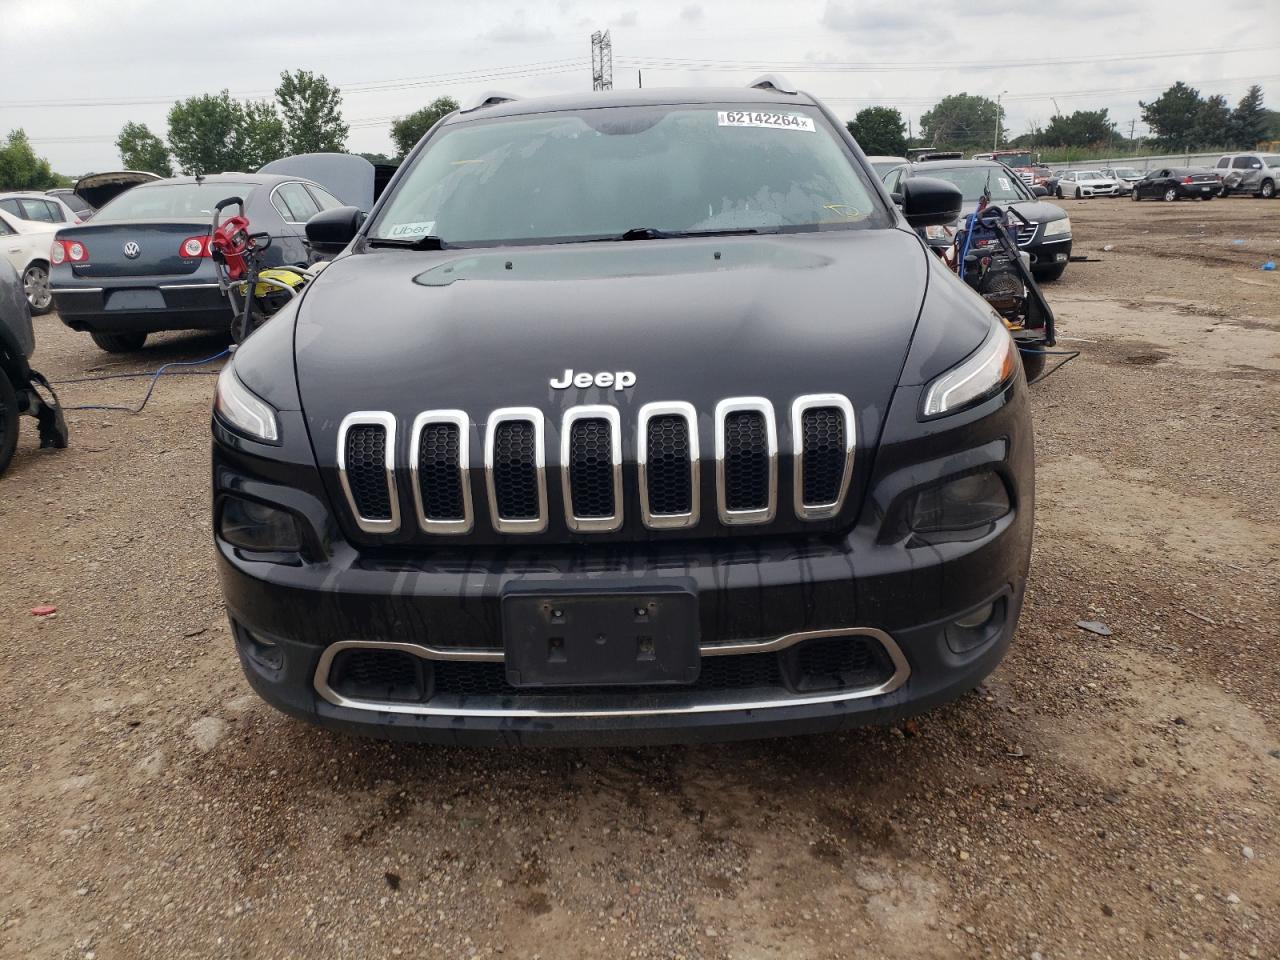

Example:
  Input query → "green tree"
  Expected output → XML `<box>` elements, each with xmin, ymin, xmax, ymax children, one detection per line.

<box><xmin>1192</xmin><ymin>94</ymin><xmax>1232</xmax><ymax>149</ymax></box>
<box><xmin>846</xmin><ymin>106</ymin><xmax>907</xmax><ymax>156</ymax></box>
<box><xmin>1230</xmin><ymin>84</ymin><xmax>1267</xmax><ymax>148</ymax></box>
<box><xmin>390</xmin><ymin>97</ymin><xmax>459</xmax><ymax>158</ymax></box>
<box><xmin>1139</xmin><ymin>82</ymin><xmax>1203</xmax><ymax>151</ymax></box>
<box><xmin>115</xmin><ymin>122</ymin><xmax>173</xmax><ymax>176</ymax></box>
<box><xmin>919</xmin><ymin>94</ymin><xmax>1004</xmax><ymax>150</ymax></box>
<box><xmin>0</xmin><ymin>129</ymin><xmax>59</xmax><ymax>190</ymax></box>
<box><xmin>239</xmin><ymin>100</ymin><xmax>286</xmax><ymax>170</ymax></box>
<box><xmin>358</xmin><ymin>152</ymin><xmax>395</xmax><ymax>166</ymax></box>
<box><xmin>167</xmin><ymin>91</ymin><xmax>247</xmax><ymax>174</ymax></box>
<box><xmin>275</xmin><ymin>70</ymin><xmax>348</xmax><ymax>154</ymax></box>
<box><xmin>1036</xmin><ymin>109</ymin><xmax>1116</xmax><ymax>147</ymax></box>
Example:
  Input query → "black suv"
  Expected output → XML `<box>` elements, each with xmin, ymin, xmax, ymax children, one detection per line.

<box><xmin>212</xmin><ymin>80</ymin><xmax>1035</xmax><ymax>745</ymax></box>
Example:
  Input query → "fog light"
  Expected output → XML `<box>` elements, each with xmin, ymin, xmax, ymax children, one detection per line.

<box><xmin>910</xmin><ymin>471</ymin><xmax>1011</xmax><ymax>533</ymax></box>
<box><xmin>220</xmin><ymin>496</ymin><xmax>302</xmax><ymax>552</ymax></box>
<box><xmin>954</xmin><ymin>602</ymin><xmax>995</xmax><ymax>629</ymax></box>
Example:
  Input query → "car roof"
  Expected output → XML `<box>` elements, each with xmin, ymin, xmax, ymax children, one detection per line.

<box><xmin>0</xmin><ymin>191</ymin><xmax>64</xmax><ymax>199</ymax></box>
<box><xmin>442</xmin><ymin>86</ymin><xmax>820</xmax><ymax>124</ymax></box>
<box><xmin>866</xmin><ymin>155</ymin><xmax>909</xmax><ymax>163</ymax></box>
<box><xmin>135</xmin><ymin>173</ymin><xmax>303</xmax><ymax>188</ymax></box>
<box><xmin>910</xmin><ymin>159</ymin><xmax>1010</xmax><ymax>170</ymax></box>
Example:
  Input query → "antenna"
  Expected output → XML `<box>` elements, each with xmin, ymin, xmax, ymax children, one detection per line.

<box><xmin>591</xmin><ymin>30</ymin><xmax>613</xmax><ymax>91</ymax></box>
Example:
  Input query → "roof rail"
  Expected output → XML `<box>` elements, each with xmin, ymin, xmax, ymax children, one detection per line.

<box><xmin>459</xmin><ymin>91</ymin><xmax>520</xmax><ymax>114</ymax></box>
<box><xmin>747</xmin><ymin>74</ymin><xmax>797</xmax><ymax>95</ymax></box>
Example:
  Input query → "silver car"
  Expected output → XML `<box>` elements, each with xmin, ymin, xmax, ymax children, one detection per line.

<box><xmin>1102</xmin><ymin>167</ymin><xmax>1143</xmax><ymax>196</ymax></box>
<box><xmin>1215</xmin><ymin>153</ymin><xmax>1280</xmax><ymax>198</ymax></box>
<box><xmin>1055</xmin><ymin>170</ymin><xmax>1119</xmax><ymax>198</ymax></box>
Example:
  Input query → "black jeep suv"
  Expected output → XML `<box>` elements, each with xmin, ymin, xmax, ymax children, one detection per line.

<box><xmin>212</xmin><ymin>80</ymin><xmax>1035</xmax><ymax>745</ymax></box>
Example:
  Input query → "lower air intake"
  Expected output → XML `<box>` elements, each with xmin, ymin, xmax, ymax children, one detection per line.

<box><xmin>329</xmin><ymin>648</ymin><xmax>424</xmax><ymax>702</ymax></box>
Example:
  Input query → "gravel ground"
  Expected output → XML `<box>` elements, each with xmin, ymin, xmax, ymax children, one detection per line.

<box><xmin>1</xmin><ymin>196</ymin><xmax>1277</xmax><ymax>960</ymax></box>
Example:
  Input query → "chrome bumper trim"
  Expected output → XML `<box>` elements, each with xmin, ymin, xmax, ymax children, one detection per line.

<box><xmin>157</xmin><ymin>282</ymin><xmax>222</xmax><ymax>291</ymax></box>
<box><xmin>312</xmin><ymin>627</ymin><xmax>910</xmax><ymax>719</ymax></box>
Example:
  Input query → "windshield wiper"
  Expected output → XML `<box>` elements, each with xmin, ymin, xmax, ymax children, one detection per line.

<box><xmin>367</xmin><ymin>235</ymin><xmax>447</xmax><ymax>250</ymax></box>
<box><xmin>612</xmin><ymin>226</ymin><xmax>760</xmax><ymax>241</ymax></box>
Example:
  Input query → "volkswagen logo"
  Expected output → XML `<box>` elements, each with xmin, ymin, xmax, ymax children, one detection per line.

<box><xmin>122</xmin><ymin>241</ymin><xmax>141</xmax><ymax>259</ymax></box>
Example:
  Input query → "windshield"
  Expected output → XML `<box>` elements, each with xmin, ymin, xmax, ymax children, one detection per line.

<box><xmin>1079</xmin><ymin>171</ymin><xmax>1105</xmax><ymax>180</ymax></box>
<box><xmin>1112</xmin><ymin>168</ymin><xmax>1141</xmax><ymax>178</ymax></box>
<box><xmin>91</xmin><ymin>182</ymin><xmax>253</xmax><ymax>222</ymax></box>
<box><xmin>995</xmin><ymin>152</ymin><xmax>1033</xmax><ymax>167</ymax></box>
<box><xmin>1264</xmin><ymin>155</ymin><xmax>1280</xmax><ymax>167</ymax></box>
<box><xmin>913</xmin><ymin>166</ymin><xmax>1031</xmax><ymax>203</ymax></box>
<box><xmin>369</xmin><ymin>104</ymin><xmax>887</xmax><ymax>245</ymax></box>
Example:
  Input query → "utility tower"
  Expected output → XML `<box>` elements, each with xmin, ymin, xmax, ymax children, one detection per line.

<box><xmin>591</xmin><ymin>30</ymin><xmax>613</xmax><ymax>91</ymax></box>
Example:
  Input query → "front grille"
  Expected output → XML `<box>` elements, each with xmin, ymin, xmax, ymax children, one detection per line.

<box><xmin>800</xmin><ymin>408</ymin><xmax>845</xmax><ymax>506</ymax></box>
<box><xmin>418</xmin><ymin>423</ymin><xmax>464</xmax><ymax>519</ymax></box>
<box><xmin>645</xmin><ymin>415</ymin><xmax>693</xmax><ymax>515</ymax></box>
<box><xmin>561</xmin><ymin>408</ymin><xmax>621</xmax><ymax>531</ymax></box>
<box><xmin>338</xmin><ymin>414</ymin><xmax>399</xmax><ymax>532</ymax></box>
<box><xmin>1015</xmin><ymin>223</ymin><xmax>1037</xmax><ymax>245</ymax></box>
<box><xmin>492</xmin><ymin>420</ymin><xmax>540</xmax><ymax>519</ymax></box>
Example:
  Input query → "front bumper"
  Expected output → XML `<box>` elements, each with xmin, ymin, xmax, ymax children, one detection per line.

<box><xmin>52</xmin><ymin>279</ymin><xmax>231</xmax><ymax>334</ymax></box>
<box><xmin>214</xmin><ymin>379</ymin><xmax>1034</xmax><ymax>745</ymax></box>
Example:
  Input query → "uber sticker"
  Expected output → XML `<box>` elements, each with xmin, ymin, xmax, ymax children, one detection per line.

<box><xmin>386</xmin><ymin>220</ymin><xmax>437</xmax><ymax>239</ymax></box>
<box><xmin>717</xmin><ymin>110</ymin><xmax>815</xmax><ymax>132</ymax></box>
<box><xmin>998</xmin><ymin>177</ymin><xmax>1011</xmax><ymax>191</ymax></box>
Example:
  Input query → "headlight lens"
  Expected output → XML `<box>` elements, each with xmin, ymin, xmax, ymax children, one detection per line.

<box><xmin>219</xmin><ymin>496</ymin><xmax>301</xmax><ymax>552</ymax></box>
<box><xmin>921</xmin><ymin>321</ymin><xmax>1018</xmax><ymax>418</ymax></box>
<box><xmin>923</xmin><ymin>224</ymin><xmax>953</xmax><ymax>241</ymax></box>
<box><xmin>910</xmin><ymin>470</ymin><xmax>1011</xmax><ymax>533</ymax></box>
<box><xmin>214</xmin><ymin>365</ymin><xmax>279</xmax><ymax>442</ymax></box>
<box><xmin>1043</xmin><ymin>217</ymin><xmax>1071</xmax><ymax>237</ymax></box>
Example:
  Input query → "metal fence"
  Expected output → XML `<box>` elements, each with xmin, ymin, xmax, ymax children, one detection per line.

<box><xmin>1052</xmin><ymin>152</ymin><xmax>1225</xmax><ymax>173</ymax></box>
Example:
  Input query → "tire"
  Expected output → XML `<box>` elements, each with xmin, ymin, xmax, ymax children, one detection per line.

<box><xmin>0</xmin><ymin>367</ymin><xmax>18</xmax><ymax>477</ymax></box>
<box><xmin>1131</xmin><ymin>189</ymin><xmax>1140</xmax><ymax>201</ymax></box>
<box><xmin>90</xmin><ymin>331</ymin><xmax>148</xmax><ymax>353</ymax></box>
<box><xmin>1033</xmin><ymin>262</ymin><xmax>1067</xmax><ymax>283</ymax></box>
<box><xmin>22</xmin><ymin>263</ymin><xmax>52</xmax><ymax>316</ymax></box>
<box><xmin>1163</xmin><ymin>188</ymin><xmax>1178</xmax><ymax>202</ymax></box>
<box><xmin>1262</xmin><ymin>179</ymin><xmax>1275</xmax><ymax>199</ymax></box>
<box><xmin>1055</xmin><ymin>187</ymin><xmax>1063</xmax><ymax>199</ymax></box>
<box><xmin>1020</xmin><ymin>347</ymin><xmax>1047</xmax><ymax>383</ymax></box>
<box><xmin>1074</xmin><ymin>187</ymin><xmax>1082</xmax><ymax>199</ymax></box>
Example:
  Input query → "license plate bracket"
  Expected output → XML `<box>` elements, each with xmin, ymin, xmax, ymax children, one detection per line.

<box><xmin>502</xmin><ymin>582</ymin><xmax>700</xmax><ymax>688</ymax></box>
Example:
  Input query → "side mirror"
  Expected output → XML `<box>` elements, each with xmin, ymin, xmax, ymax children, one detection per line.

<box><xmin>890</xmin><ymin>191</ymin><xmax>904</xmax><ymax>206</ymax></box>
<box><xmin>305</xmin><ymin>205</ymin><xmax>366</xmax><ymax>254</ymax></box>
<box><xmin>1032</xmin><ymin>185</ymin><xmax>1049</xmax><ymax>198</ymax></box>
<box><xmin>900</xmin><ymin>177</ymin><xmax>963</xmax><ymax>228</ymax></box>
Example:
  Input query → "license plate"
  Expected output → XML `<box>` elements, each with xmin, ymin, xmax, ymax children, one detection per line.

<box><xmin>1200</xmin><ymin>186</ymin><xmax>1212</xmax><ymax>193</ymax></box>
<box><xmin>502</xmin><ymin>583</ymin><xmax>700</xmax><ymax>687</ymax></box>
<box><xmin>106</xmin><ymin>289</ymin><xmax>164</xmax><ymax>310</ymax></box>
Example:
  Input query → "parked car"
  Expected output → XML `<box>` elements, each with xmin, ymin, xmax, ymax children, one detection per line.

<box><xmin>70</xmin><ymin>170</ymin><xmax>164</xmax><ymax>211</ymax></box>
<box><xmin>1029</xmin><ymin>164</ymin><xmax>1054</xmax><ymax>186</ymax></box>
<box><xmin>45</xmin><ymin>188</ymin><xmax>96</xmax><ymax>220</ymax></box>
<box><xmin>0</xmin><ymin>192</ymin><xmax>83</xmax><ymax>226</ymax></box>
<box><xmin>1215</xmin><ymin>152</ymin><xmax>1280</xmax><ymax>198</ymax></box>
<box><xmin>0</xmin><ymin>207</ymin><xmax>57</xmax><ymax>314</ymax></box>
<box><xmin>883</xmin><ymin>159</ymin><xmax>1072</xmax><ymax>281</ymax></box>
<box><xmin>1101</xmin><ymin>167</ymin><xmax>1143</xmax><ymax>195</ymax></box>
<box><xmin>1041</xmin><ymin>171</ymin><xmax>1064</xmax><ymax>194</ymax></box>
<box><xmin>1054</xmin><ymin>170</ymin><xmax>1118</xmax><ymax>198</ymax></box>
<box><xmin>213</xmin><ymin>80</ymin><xmax>1037</xmax><ymax>745</ymax></box>
<box><xmin>50</xmin><ymin>173</ymin><xmax>343</xmax><ymax>353</ymax></box>
<box><xmin>1131</xmin><ymin>167</ymin><xmax>1221</xmax><ymax>202</ymax></box>
<box><xmin>866</xmin><ymin>155</ymin><xmax>910</xmax><ymax>179</ymax></box>
<box><xmin>0</xmin><ymin>258</ymin><xmax>68</xmax><ymax>475</ymax></box>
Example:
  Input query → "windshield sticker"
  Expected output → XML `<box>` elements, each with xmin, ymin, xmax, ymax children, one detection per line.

<box><xmin>717</xmin><ymin>111</ymin><xmax>815</xmax><ymax>132</ymax></box>
<box><xmin>385</xmin><ymin>220</ymin><xmax>437</xmax><ymax>239</ymax></box>
<box><xmin>997</xmin><ymin>177</ymin><xmax>1011</xmax><ymax>191</ymax></box>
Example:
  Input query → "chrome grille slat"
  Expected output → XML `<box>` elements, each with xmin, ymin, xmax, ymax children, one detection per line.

<box><xmin>637</xmin><ymin>401</ymin><xmax>699</xmax><ymax>530</ymax></box>
<box><xmin>791</xmin><ymin>394</ymin><xmax>856</xmax><ymax>521</ymax></box>
<box><xmin>410</xmin><ymin>410</ymin><xmax>472</xmax><ymax>535</ymax></box>
<box><xmin>561</xmin><ymin>406</ymin><xmax>622</xmax><ymax>533</ymax></box>
<box><xmin>484</xmin><ymin>408</ymin><xmax>548</xmax><ymax>534</ymax></box>
<box><xmin>337</xmin><ymin>412</ymin><xmax>400</xmax><ymax>534</ymax></box>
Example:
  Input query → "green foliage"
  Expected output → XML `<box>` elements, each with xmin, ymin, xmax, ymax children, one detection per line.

<box><xmin>919</xmin><ymin>94</ymin><xmax>1004</xmax><ymax>149</ymax></box>
<box><xmin>275</xmin><ymin>70</ymin><xmax>349</xmax><ymax>154</ymax></box>
<box><xmin>167</xmin><ymin>91</ymin><xmax>250</xmax><ymax>174</ymax></box>
<box><xmin>1035</xmin><ymin>109</ymin><xmax>1116</xmax><ymax>148</ymax></box>
<box><xmin>240</xmin><ymin>100</ymin><xmax>287</xmax><ymax>171</ymax></box>
<box><xmin>0</xmin><ymin>129</ymin><xmax>59</xmax><ymax>190</ymax></box>
<box><xmin>115</xmin><ymin>122</ymin><xmax>173</xmax><ymax>176</ymax></box>
<box><xmin>358</xmin><ymin>152</ymin><xmax>395</xmax><ymax>166</ymax></box>
<box><xmin>1192</xmin><ymin>94</ymin><xmax>1232</xmax><ymax>149</ymax></box>
<box><xmin>390</xmin><ymin>97</ymin><xmax>459</xmax><ymax>158</ymax></box>
<box><xmin>845</xmin><ymin>107</ymin><xmax>907</xmax><ymax>157</ymax></box>
<box><xmin>1231</xmin><ymin>85</ymin><xmax>1268</xmax><ymax>148</ymax></box>
<box><xmin>1140</xmin><ymin>82</ymin><xmax>1205</xmax><ymax>151</ymax></box>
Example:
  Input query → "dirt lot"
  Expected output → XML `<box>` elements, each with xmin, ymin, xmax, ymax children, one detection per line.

<box><xmin>2</xmin><ymin>197</ymin><xmax>1277</xmax><ymax>960</ymax></box>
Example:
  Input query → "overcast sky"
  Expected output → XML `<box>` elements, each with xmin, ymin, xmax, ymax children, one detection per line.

<box><xmin>1</xmin><ymin>0</ymin><xmax>1275</xmax><ymax>173</ymax></box>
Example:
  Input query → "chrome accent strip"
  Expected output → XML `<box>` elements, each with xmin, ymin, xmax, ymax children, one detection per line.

<box><xmin>409</xmin><ymin>410</ymin><xmax>473</xmax><ymax>535</ymax></box>
<box><xmin>484</xmin><ymin>407</ymin><xmax>548</xmax><ymax>534</ymax></box>
<box><xmin>50</xmin><ymin>286</ymin><xmax>103</xmax><ymax>293</ymax></box>
<box><xmin>637</xmin><ymin>401</ymin><xmax>700</xmax><ymax>530</ymax></box>
<box><xmin>560</xmin><ymin>406</ymin><xmax>623</xmax><ymax>533</ymax></box>
<box><xmin>791</xmin><ymin>394</ymin><xmax>856</xmax><ymax>521</ymax></box>
<box><xmin>336</xmin><ymin>411</ymin><xmax>400</xmax><ymax>535</ymax></box>
<box><xmin>714</xmin><ymin>397</ymin><xmax>777</xmax><ymax>526</ymax></box>
<box><xmin>312</xmin><ymin>628</ymin><xmax>910</xmax><ymax>719</ymax></box>
<box><xmin>157</xmin><ymin>282</ymin><xmax>222</xmax><ymax>291</ymax></box>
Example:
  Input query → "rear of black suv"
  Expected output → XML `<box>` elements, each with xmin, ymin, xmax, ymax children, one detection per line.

<box><xmin>213</xmin><ymin>84</ymin><xmax>1034</xmax><ymax>745</ymax></box>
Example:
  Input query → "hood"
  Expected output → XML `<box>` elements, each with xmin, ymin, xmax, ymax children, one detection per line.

<box><xmin>259</xmin><ymin>153</ymin><xmax>378</xmax><ymax>210</ymax></box>
<box><xmin>74</xmin><ymin>171</ymin><xmax>163</xmax><ymax>210</ymax></box>
<box><xmin>295</xmin><ymin>230</ymin><xmax>930</xmax><ymax>540</ymax></box>
<box><xmin>953</xmin><ymin>199</ymin><xmax>1067</xmax><ymax>225</ymax></box>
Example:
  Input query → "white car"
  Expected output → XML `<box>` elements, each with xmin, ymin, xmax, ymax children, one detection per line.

<box><xmin>0</xmin><ymin>192</ymin><xmax>83</xmax><ymax>227</ymax></box>
<box><xmin>0</xmin><ymin>208</ymin><xmax>58</xmax><ymax>314</ymax></box>
<box><xmin>1102</xmin><ymin>167</ymin><xmax>1143</xmax><ymax>195</ymax></box>
<box><xmin>867</xmin><ymin>155</ymin><xmax>910</xmax><ymax>179</ymax></box>
<box><xmin>1055</xmin><ymin>170</ymin><xmax>1119</xmax><ymax>198</ymax></box>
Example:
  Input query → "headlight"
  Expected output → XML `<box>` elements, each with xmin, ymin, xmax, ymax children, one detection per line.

<box><xmin>1043</xmin><ymin>217</ymin><xmax>1071</xmax><ymax>237</ymax></box>
<box><xmin>219</xmin><ymin>496</ymin><xmax>301</xmax><ymax>552</ymax></box>
<box><xmin>923</xmin><ymin>225</ymin><xmax>953</xmax><ymax>241</ymax></box>
<box><xmin>910</xmin><ymin>470</ymin><xmax>1011</xmax><ymax>533</ymax></box>
<box><xmin>214</xmin><ymin>365</ymin><xmax>280</xmax><ymax>442</ymax></box>
<box><xmin>921</xmin><ymin>321</ymin><xmax>1017</xmax><ymax>418</ymax></box>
